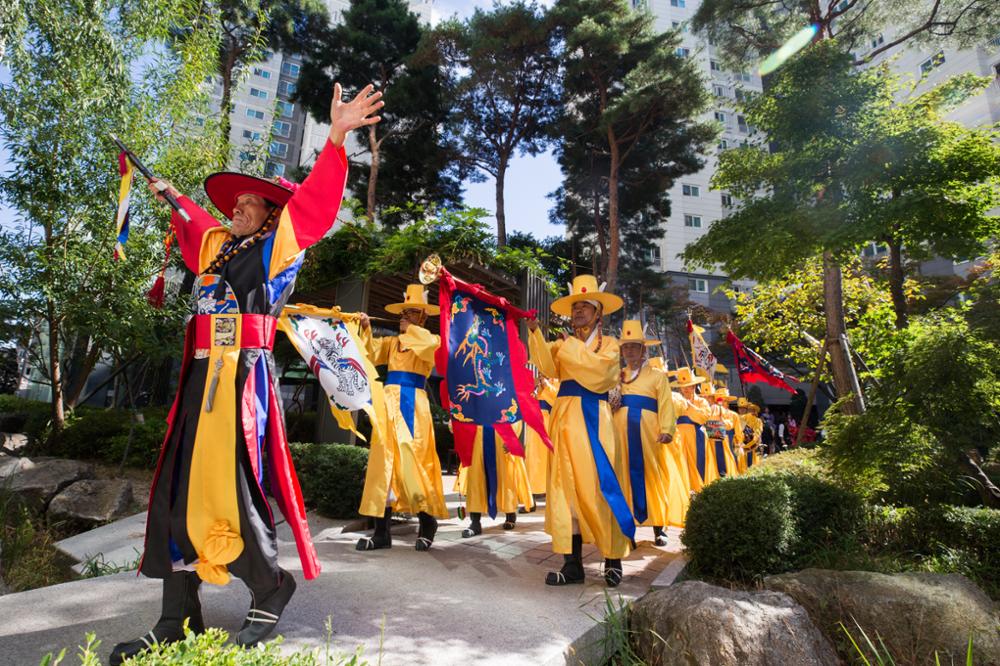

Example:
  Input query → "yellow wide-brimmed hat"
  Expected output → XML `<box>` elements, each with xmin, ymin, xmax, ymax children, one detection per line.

<box><xmin>619</xmin><ymin>320</ymin><xmax>660</xmax><ymax>347</ymax></box>
<box><xmin>648</xmin><ymin>357</ymin><xmax>666</xmax><ymax>371</ymax></box>
<box><xmin>551</xmin><ymin>275</ymin><xmax>623</xmax><ymax>317</ymax></box>
<box><xmin>672</xmin><ymin>366</ymin><xmax>705</xmax><ymax>388</ymax></box>
<box><xmin>736</xmin><ymin>397</ymin><xmax>751</xmax><ymax>409</ymax></box>
<box><xmin>386</xmin><ymin>284</ymin><xmax>441</xmax><ymax>315</ymax></box>
<box><xmin>711</xmin><ymin>384</ymin><xmax>736</xmax><ymax>401</ymax></box>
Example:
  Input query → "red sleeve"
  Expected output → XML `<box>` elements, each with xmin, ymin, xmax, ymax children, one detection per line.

<box><xmin>171</xmin><ymin>196</ymin><xmax>224</xmax><ymax>274</ymax></box>
<box><xmin>283</xmin><ymin>140</ymin><xmax>349</xmax><ymax>251</ymax></box>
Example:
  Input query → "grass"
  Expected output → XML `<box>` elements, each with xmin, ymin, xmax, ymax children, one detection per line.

<box><xmin>839</xmin><ymin>618</ymin><xmax>975</xmax><ymax>666</ymax></box>
<box><xmin>0</xmin><ymin>483</ymin><xmax>76</xmax><ymax>592</ymax></box>
<box><xmin>79</xmin><ymin>548</ymin><xmax>143</xmax><ymax>578</ymax></box>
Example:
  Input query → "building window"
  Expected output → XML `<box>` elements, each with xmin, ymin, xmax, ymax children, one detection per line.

<box><xmin>281</xmin><ymin>62</ymin><xmax>301</xmax><ymax>77</ymax></box>
<box><xmin>277</xmin><ymin>101</ymin><xmax>294</xmax><ymax>118</ymax></box>
<box><xmin>249</xmin><ymin>87</ymin><xmax>268</xmax><ymax>100</ymax></box>
<box><xmin>737</xmin><ymin>115</ymin><xmax>749</xmax><ymax>133</ymax></box>
<box><xmin>676</xmin><ymin>47</ymin><xmax>690</xmax><ymax>58</ymax></box>
<box><xmin>671</xmin><ymin>20</ymin><xmax>689</xmax><ymax>32</ymax></box>
<box><xmin>241</xmin><ymin>129</ymin><xmax>262</xmax><ymax>140</ymax></box>
<box><xmin>721</xmin><ymin>193</ymin><xmax>733</xmax><ymax>207</ymax></box>
<box><xmin>684</xmin><ymin>214</ymin><xmax>702</xmax><ymax>228</ymax></box>
<box><xmin>735</xmin><ymin>88</ymin><xmax>748</xmax><ymax>102</ymax></box>
<box><xmin>252</xmin><ymin>67</ymin><xmax>272</xmax><ymax>79</ymax></box>
<box><xmin>279</xmin><ymin>80</ymin><xmax>297</xmax><ymax>96</ymax></box>
<box><xmin>920</xmin><ymin>51</ymin><xmax>945</xmax><ymax>75</ymax></box>
<box><xmin>265</xmin><ymin>161</ymin><xmax>285</xmax><ymax>177</ymax></box>
<box><xmin>870</xmin><ymin>33</ymin><xmax>884</xmax><ymax>50</ymax></box>
<box><xmin>194</xmin><ymin>116</ymin><xmax>205</xmax><ymax>126</ymax></box>
<box><xmin>670</xmin><ymin>0</ymin><xmax>685</xmax><ymax>7</ymax></box>
<box><xmin>269</xmin><ymin>141</ymin><xmax>288</xmax><ymax>157</ymax></box>
<box><xmin>682</xmin><ymin>184</ymin><xmax>700</xmax><ymax>197</ymax></box>
<box><xmin>273</xmin><ymin>120</ymin><xmax>291</xmax><ymax>137</ymax></box>
<box><xmin>714</xmin><ymin>111</ymin><xmax>726</xmax><ymax>122</ymax></box>
<box><xmin>688</xmin><ymin>278</ymin><xmax>708</xmax><ymax>293</ymax></box>
<box><xmin>713</xmin><ymin>84</ymin><xmax>725</xmax><ymax>97</ymax></box>
<box><xmin>710</xmin><ymin>60</ymin><xmax>721</xmax><ymax>72</ymax></box>
<box><xmin>737</xmin><ymin>71</ymin><xmax>752</xmax><ymax>82</ymax></box>
<box><xmin>245</xmin><ymin>108</ymin><xmax>265</xmax><ymax>120</ymax></box>
<box><xmin>718</xmin><ymin>139</ymin><xmax>729</xmax><ymax>150</ymax></box>
<box><xmin>646</xmin><ymin>246</ymin><xmax>661</xmax><ymax>263</ymax></box>
<box><xmin>238</xmin><ymin>150</ymin><xmax>257</xmax><ymax>162</ymax></box>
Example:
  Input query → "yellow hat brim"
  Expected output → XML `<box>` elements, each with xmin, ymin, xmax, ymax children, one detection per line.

<box><xmin>385</xmin><ymin>302</ymin><xmax>440</xmax><ymax>316</ymax></box>
<box><xmin>672</xmin><ymin>376</ymin><xmax>706</xmax><ymax>388</ymax></box>
<box><xmin>551</xmin><ymin>292</ymin><xmax>623</xmax><ymax>317</ymax></box>
<box><xmin>618</xmin><ymin>338</ymin><xmax>661</xmax><ymax>347</ymax></box>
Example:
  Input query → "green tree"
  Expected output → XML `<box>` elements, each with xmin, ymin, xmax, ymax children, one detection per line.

<box><xmin>0</xmin><ymin>0</ymin><xmax>222</xmax><ymax>433</ymax></box>
<box><xmin>691</xmin><ymin>0</ymin><xmax>996</xmax><ymax>69</ymax></box>
<box><xmin>551</xmin><ymin>0</ymin><xmax>715</xmax><ymax>292</ymax></box>
<box><xmin>432</xmin><ymin>1</ymin><xmax>560</xmax><ymax>246</ymax></box>
<box><xmin>297</xmin><ymin>0</ymin><xmax>459</xmax><ymax>222</ymax></box>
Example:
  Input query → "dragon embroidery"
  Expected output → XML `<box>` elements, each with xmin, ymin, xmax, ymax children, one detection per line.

<box><xmin>453</xmin><ymin>303</ymin><xmax>508</xmax><ymax>403</ymax></box>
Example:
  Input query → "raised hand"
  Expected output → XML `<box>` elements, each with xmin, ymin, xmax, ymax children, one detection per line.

<box><xmin>328</xmin><ymin>83</ymin><xmax>384</xmax><ymax>147</ymax></box>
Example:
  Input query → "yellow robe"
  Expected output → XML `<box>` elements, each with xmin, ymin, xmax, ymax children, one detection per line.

<box><xmin>666</xmin><ymin>393</ymin><xmax>693</xmax><ymax>498</ymax></box>
<box><xmin>524</xmin><ymin>379</ymin><xmax>558</xmax><ymax>495</ymax></box>
<box><xmin>740</xmin><ymin>413</ymin><xmax>763</xmax><ymax>471</ymax></box>
<box><xmin>528</xmin><ymin>328</ymin><xmax>631</xmax><ymax>559</ymax></box>
<box><xmin>615</xmin><ymin>364</ymin><xmax>689</xmax><ymax>529</ymax></box>
<box><xmin>460</xmin><ymin>423</ymin><xmax>534</xmax><ymax>515</ymax></box>
<box><xmin>359</xmin><ymin>325</ymin><xmax>448</xmax><ymax>519</ymax></box>
<box><xmin>707</xmin><ymin>404</ymin><xmax>742</xmax><ymax>479</ymax></box>
<box><xmin>675</xmin><ymin>393</ymin><xmax>716</xmax><ymax>491</ymax></box>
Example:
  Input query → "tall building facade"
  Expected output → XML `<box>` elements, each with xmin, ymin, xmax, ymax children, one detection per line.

<box><xmin>641</xmin><ymin>0</ymin><xmax>761</xmax><ymax>310</ymax></box>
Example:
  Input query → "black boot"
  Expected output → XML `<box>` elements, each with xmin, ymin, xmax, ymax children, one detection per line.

<box><xmin>461</xmin><ymin>512</ymin><xmax>482</xmax><ymax>538</ymax></box>
<box><xmin>236</xmin><ymin>569</ymin><xmax>297</xmax><ymax>647</ymax></box>
<box><xmin>653</xmin><ymin>526</ymin><xmax>668</xmax><ymax>547</ymax></box>
<box><xmin>604</xmin><ymin>558</ymin><xmax>623</xmax><ymax>588</ymax></box>
<box><xmin>109</xmin><ymin>571</ymin><xmax>204</xmax><ymax>665</ymax></box>
<box><xmin>356</xmin><ymin>507</ymin><xmax>392</xmax><ymax>551</ymax></box>
<box><xmin>503</xmin><ymin>512</ymin><xmax>517</xmax><ymax>530</ymax></box>
<box><xmin>415</xmin><ymin>511</ymin><xmax>438</xmax><ymax>551</ymax></box>
<box><xmin>545</xmin><ymin>534</ymin><xmax>584</xmax><ymax>586</ymax></box>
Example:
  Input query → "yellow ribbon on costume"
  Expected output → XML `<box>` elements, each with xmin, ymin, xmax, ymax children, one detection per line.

<box><xmin>187</xmin><ymin>314</ymin><xmax>245</xmax><ymax>585</ymax></box>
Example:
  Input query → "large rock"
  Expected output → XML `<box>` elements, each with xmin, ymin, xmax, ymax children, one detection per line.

<box><xmin>1</xmin><ymin>433</ymin><xmax>28</xmax><ymax>452</ymax></box>
<box><xmin>48</xmin><ymin>479</ymin><xmax>133</xmax><ymax>527</ymax></box>
<box><xmin>764</xmin><ymin>569</ymin><xmax>1000</xmax><ymax>665</ymax></box>
<box><xmin>0</xmin><ymin>454</ymin><xmax>34</xmax><ymax>480</ymax></box>
<box><xmin>7</xmin><ymin>458</ymin><xmax>94</xmax><ymax>513</ymax></box>
<box><xmin>630</xmin><ymin>580</ymin><xmax>840</xmax><ymax>666</ymax></box>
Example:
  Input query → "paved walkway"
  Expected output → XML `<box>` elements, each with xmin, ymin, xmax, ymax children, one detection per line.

<box><xmin>0</xmin><ymin>476</ymin><xmax>685</xmax><ymax>665</ymax></box>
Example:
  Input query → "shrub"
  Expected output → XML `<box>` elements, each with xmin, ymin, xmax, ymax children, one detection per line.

<box><xmin>683</xmin><ymin>473</ymin><xmax>866</xmax><ymax>583</ymax></box>
<box><xmin>40</xmin><ymin>627</ymin><xmax>366</xmax><ymax>665</ymax></box>
<box><xmin>105</xmin><ymin>417</ymin><xmax>168</xmax><ymax>469</ymax></box>
<box><xmin>750</xmin><ymin>447</ymin><xmax>832</xmax><ymax>481</ymax></box>
<box><xmin>0</xmin><ymin>395</ymin><xmax>52</xmax><ymax>444</ymax></box>
<box><xmin>682</xmin><ymin>475</ymin><xmax>797</xmax><ymax>582</ymax></box>
<box><xmin>289</xmin><ymin>443</ymin><xmax>368</xmax><ymax>519</ymax></box>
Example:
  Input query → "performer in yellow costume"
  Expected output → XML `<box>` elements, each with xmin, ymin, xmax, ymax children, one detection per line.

<box><xmin>672</xmin><ymin>367</ymin><xmax>716</xmax><ymax>491</ymax></box>
<box><xmin>528</xmin><ymin>275</ymin><xmax>633</xmax><ymax>588</ymax></box>
<box><xmin>614</xmin><ymin>321</ymin><xmax>687</xmax><ymax>546</ymax></box>
<box><xmin>524</xmin><ymin>377</ymin><xmax>558</xmax><ymax>496</ymax></box>
<box><xmin>458</xmin><ymin>424</ymin><xmax>535</xmax><ymax>536</ymax></box>
<box><xmin>358</xmin><ymin>285</ymin><xmax>448</xmax><ymax>551</ymax></box>
<box><xmin>704</xmin><ymin>384</ymin><xmax>742</xmax><ymax>478</ymax></box>
<box><xmin>735</xmin><ymin>398</ymin><xmax>763</xmax><ymax>471</ymax></box>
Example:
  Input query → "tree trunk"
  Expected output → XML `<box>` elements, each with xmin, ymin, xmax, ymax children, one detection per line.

<box><xmin>495</xmin><ymin>156</ymin><xmax>508</xmax><ymax>247</ymax></box>
<box><xmin>46</xmin><ymin>304</ymin><xmax>64</xmax><ymax>437</ymax></box>
<box><xmin>957</xmin><ymin>450</ymin><xmax>1000</xmax><ymax>508</ymax></box>
<box><xmin>822</xmin><ymin>253</ymin><xmax>864</xmax><ymax>414</ymax></box>
<box><xmin>887</xmin><ymin>236</ymin><xmax>908</xmax><ymax>330</ymax></box>
<box><xmin>593</xmin><ymin>187</ymin><xmax>607</xmax><ymax>278</ymax></box>
<box><xmin>219</xmin><ymin>43</ymin><xmax>239</xmax><ymax>156</ymax></box>
<box><xmin>65</xmin><ymin>340</ymin><xmax>102</xmax><ymax>409</ymax></box>
<box><xmin>367</xmin><ymin>125</ymin><xmax>379</xmax><ymax>220</ymax></box>
<box><xmin>606</xmin><ymin>130</ymin><xmax>621</xmax><ymax>292</ymax></box>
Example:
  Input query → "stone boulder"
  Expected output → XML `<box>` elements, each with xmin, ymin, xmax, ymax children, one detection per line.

<box><xmin>630</xmin><ymin>580</ymin><xmax>840</xmax><ymax>666</ymax></box>
<box><xmin>48</xmin><ymin>479</ymin><xmax>134</xmax><ymax>528</ymax></box>
<box><xmin>0</xmin><ymin>454</ymin><xmax>34</xmax><ymax>480</ymax></box>
<box><xmin>1</xmin><ymin>433</ymin><xmax>28</xmax><ymax>452</ymax></box>
<box><xmin>764</xmin><ymin>569</ymin><xmax>1000</xmax><ymax>665</ymax></box>
<box><xmin>7</xmin><ymin>458</ymin><xmax>94</xmax><ymax>513</ymax></box>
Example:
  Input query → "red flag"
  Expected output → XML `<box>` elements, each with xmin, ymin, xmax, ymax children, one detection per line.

<box><xmin>726</xmin><ymin>330</ymin><xmax>797</xmax><ymax>393</ymax></box>
<box><xmin>433</xmin><ymin>268</ymin><xmax>552</xmax><ymax>467</ymax></box>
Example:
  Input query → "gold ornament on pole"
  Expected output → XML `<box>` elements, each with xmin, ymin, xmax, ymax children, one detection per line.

<box><xmin>418</xmin><ymin>253</ymin><xmax>444</xmax><ymax>285</ymax></box>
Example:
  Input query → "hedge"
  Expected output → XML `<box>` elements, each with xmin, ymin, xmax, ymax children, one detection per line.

<box><xmin>289</xmin><ymin>442</ymin><xmax>368</xmax><ymax>519</ymax></box>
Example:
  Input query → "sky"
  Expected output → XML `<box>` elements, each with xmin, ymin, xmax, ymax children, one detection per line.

<box><xmin>0</xmin><ymin>0</ymin><xmax>565</xmax><ymax>240</ymax></box>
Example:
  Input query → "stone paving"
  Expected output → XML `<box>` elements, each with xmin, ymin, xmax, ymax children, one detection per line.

<box><xmin>0</xmin><ymin>474</ymin><xmax>685</xmax><ymax>666</ymax></box>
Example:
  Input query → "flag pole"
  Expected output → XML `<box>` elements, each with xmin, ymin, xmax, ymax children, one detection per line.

<box><xmin>108</xmin><ymin>133</ymin><xmax>191</xmax><ymax>223</ymax></box>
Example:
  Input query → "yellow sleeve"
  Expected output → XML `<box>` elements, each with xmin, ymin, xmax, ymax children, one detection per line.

<box><xmin>528</xmin><ymin>327</ymin><xmax>558</xmax><ymax>379</ymax></box>
<box><xmin>399</xmin><ymin>324</ymin><xmax>439</xmax><ymax>364</ymax></box>
<box><xmin>656</xmin><ymin>373</ymin><xmax>676</xmax><ymax>437</ymax></box>
<box><xmin>685</xmin><ymin>396</ymin><xmax>713</xmax><ymax>424</ymax></box>
<box><xmin>556</xmin><ymin>336</ymin><xmax>620</xmax><ymax>393</ymax></box>
<box><xmin>361</xmin><ymin>327</ymin><xmax>391</xmax><ymax>367</ymax></box>
<box><xmin>731</xmin><ymin>412</ymin><xmax>744</xmax><ymax>445</ymax></box>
